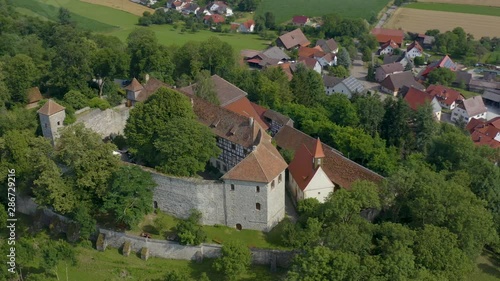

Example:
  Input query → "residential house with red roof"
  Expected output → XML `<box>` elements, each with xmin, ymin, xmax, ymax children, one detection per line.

<box><xmin>419</xmin><ymin>55</ymin><xmax>457</xmax><ymax>78</ymax></box>
<box><xmin>287</xmin><ymin>138</ymin><xmax>335</xmax><ymax>203</ymax></box>
<box><xmin>276</xmin><ymin>28</ymin><xmax>310</xmax><ymax>50</ymax></box>
<box><xmin>426</xmin><ymin>84</ymin><xmax>464</xmax><ymax>110</ymax></box>
<box><xmin>292</xmin><ymin>15</ymin><xmax>310</xmax><ymax>26</ymax></box>
<box><xmin>451</xmin><ymin>96</ymin><xmax>487</xmax><ymax>124</ymax></box>
<box><xmin>406</xmin><ymin>41</ymin><xmax>423</xmax><ymax>59</ymax></box>
<box><xmin>371</xmin><ymin>28</ymin><xmax>404</xmax><ymax>47</ymax></box>
<box><xmin>466</xmin><ymin>117</ymin><xmax>500</xmax><ymax>149</ymax></box>
<box><xmin>403</xmin><ymin>87</ymin><xmax>442</xmax><ymax>120</ymax></box>
<box><xmin>378</xmin><ymin>40</ymin><xmax>399</xmax><ymax>55</ymax></box>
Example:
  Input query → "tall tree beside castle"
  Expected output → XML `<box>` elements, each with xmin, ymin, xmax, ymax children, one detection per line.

<box><xmin>125</xmin><ymin>88</ymin><xmax>220</xmax><ymax>176</ymax></box>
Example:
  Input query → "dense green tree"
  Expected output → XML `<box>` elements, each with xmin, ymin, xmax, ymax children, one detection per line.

<box><xmin>2</xmin><ymin>54</ymin><xmax>39</xmax><ymax>103</ymax></box>
<box><xmin>176</xmin><ymin>210</ymin><xmax>207</xmax><ymax>245</ymax></box>
<box><xmin>213</xmin><ymin>241</ymin><xmax>252</xmax><ymax>280</ymax></box>
<box><xmin>193</xmin><ymin>70</ymin><xmax>219</xmax><ymax>105</ymax></box>
<box><xmin>324</xmin><ymin>93</ymin><xmax>359</xmax><ymax>127</ymax></box>
<box><xmin>57</xmin><ymin>123</ymin><xmax>119</xmax><ymax>202</ymax></box>
<box><xmin>125</xmin><ymin>88</ymin><xmax>219</xmax><ymax>176</ymax></box>
<box><xmin>103</xmin><ymin>166</ymin><xmax>155</xmax><ymax>228</ymax></box>
<box><xmin>290</xmin><ymin>64</ymin><xmax>324</xmax><ymax>106</ymax></box>
<box><xmin>427</xmin><ymin>67</ymin><xmax>456</xmax><ymax>86</ymax></box>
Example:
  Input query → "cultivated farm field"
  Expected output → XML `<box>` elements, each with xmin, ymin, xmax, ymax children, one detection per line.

<box><xmin>385</xmin><ymin>8</ymin><xmax>500</xmax><ymax>38</ymax></box>
<box><xmin>406</xmin><ymin>2</ymin><xmax>500</xmax><ymax>17</ymax></box>
<box><xmin>255</xmin><ymin>0</ymin><xmax>390</xmax><ymax>24</ymax></box>
<box><xmin>80</xmin><ymin>0</ymin><xmax>153</xmax><ymax>16</ymax></box>
<box><xmin>417</xmin><ymin>0</ymin><xmax>500</xmax><ymax>7</ymax></box>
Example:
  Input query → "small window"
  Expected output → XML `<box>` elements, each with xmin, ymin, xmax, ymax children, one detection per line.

<box><xmin>256</xmin><ymin>203</ymin><xmax>261</xmax><ymax>210</ymax></box>
<box><xmin>278</xmin><ymin>174</ymin><xmax>282</xmax><ymax>183</ymax></box>
<box><xmin>231</xmin><ymin>184</ymin><xmax>235</xmax><ymax>191</ymax></box>
<box><xmin>256</xmin><ymin>186</ymin><xmax>260</xmax><ymax>193</ymax></box>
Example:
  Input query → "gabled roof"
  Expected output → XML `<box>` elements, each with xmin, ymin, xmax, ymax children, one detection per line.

<box><xmin>403</xmin><ymin>87</ymin><xmax>434</xmax><ymax>111</ymax></box>
<box><xmin>379</xmin><ymin>63</ymin><xmax>404</xmax><ymax>75</ymax></box>
<box><xmin>371</xmin><ymin>28</ymin><xmax>404</xmax><ymax>45</ymax></box>
<box><xmin>322</xmin><ymin>75</ymin><xmax>343</xmax><ymax>88</ymax></box>
<box><xmin>222</xmin><ymin>135</ymin><xmax>287</xmax><ymax>183</ymax></box>
<box><xmin>224</xmin><ymin>97</ymin><xmax>269</xmax><ymax>130</ymax></box>
<box><xmin>421</xmin><ymin>55</ymin><xmax>457</xmax><ymax>77</ymax></box>
<box><xmin>125</xmin><ymin>78</ymin><xmax>144</xmax><ymax>92</ymax></box>
<box><xmin>37</xmin><ymin>99</ymin><xmax>65</xmax><ymax>116</ymax></box>
<box><xmin>179</xmin><ymin>74</ymin><xmax>247</xmax><ymax>107</ymax></box>
<box><xmin>457</xmin><ymin>96</ymin><xmax>487</xmax><ymax>117</ymax></box>
<box><xmin>277</xmin><ymin>28</ymin><xmax>310</xmax><ymax>49</ymax></box>
<box><xmin>380</xmin><ymin>40</ymin><xmax>399</xmax><ymax>50</ymax></box>
<box><xmin>27</xmin><ymin>87</ymin><xmax>42</xmax><ymax>104</ymax></box>
<box><xmin>292</xmin><ymin>15</ymin><xmax>309</xmax><ymax>25</ymax></box>
<box><xmin>274</xmin><ymin>125</ymin><xmax>384</xmax><ymax>189</ymax></box>
<box><xmin>380</xmin><ymin>71</ymin><xmax>425</xmax><ymax>92</ymax></box>
<box><xmin>341</xmin><ymin>76</ymin><xmax>365</xmax><ymax>93</ymax></box>
<box><xmin>316</xmin><ymin>39</ymin><xmax>338</xmax><ymax>53</ymax></box>
<box><xmin>407</xmin><ymin>41</ymin><xmax>423</xmax><ymax>53</ymax></box>
<box><xmin>426</xmin><ymin>84</ymin><xmax>464</xmax><ymax>106</ymax></box>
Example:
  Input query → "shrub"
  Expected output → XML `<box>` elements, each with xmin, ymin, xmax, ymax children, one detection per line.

<box><xmin>88</xmin><ymin>97</ymin><xmax>111</xmax><ymax>110</ymax></box>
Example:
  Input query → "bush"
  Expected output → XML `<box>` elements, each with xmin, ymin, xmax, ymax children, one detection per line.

<box><xmin>88</xmin><ymin>97</ymin><xmax>111</xmax><ymax>110</ymax></box>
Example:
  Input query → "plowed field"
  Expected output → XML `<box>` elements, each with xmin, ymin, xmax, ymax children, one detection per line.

<box><xmin>385</xmin><ymin>8</ymin><xmax>500</xmax><ymax>38</ymax></box>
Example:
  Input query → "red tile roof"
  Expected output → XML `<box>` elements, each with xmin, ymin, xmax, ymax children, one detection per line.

<box><xmin>404</xmin><ymin>87</ymin><xmax>434</xmax><ymax>111</ymax></box>
<box><xmin>371</xmin><ymin>28</ymin><xmax>404</xmax><ymax>45</ymax></box>
<box><xmin>37</xmin><ymin>99</ymin><xmax>65</xmax><ymax>116</ymax></box>
<box><xmin>292</xmin><ymin>15</ymin><xmax>309</xmax><ymax>25</ymax></box>
<box><xmin>222</xmin><ymin>136</ymin><xmax>287</xmax><ymax>183</ymax></box>
<box><xmin>426</xmin><ymin>84</ymin><xmax>464</xmax><ymax>106</ymax></box>
<box><xmin>288</xmin><ymin>144</ymin><xmax>318</xmax><ymax>190</ymax></box>
<box><xmin>274</xmin><ymin>126</ymin><xmax>384</xmax><ymax>189</ymax></box>
<box><xmin>224</xmin><ymin>97</ymin><xmax>269</xmax><ymax>130</ymax></box>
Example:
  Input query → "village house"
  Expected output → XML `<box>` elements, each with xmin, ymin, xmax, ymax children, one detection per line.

<box><xmin>316</xmin><ymin>38</ymin><xmax>339</xmax><ymax>54</ymax></box>
<box><xmin>378</xmin><ymin>40</ymin><xmax>399</xmax><ymax>55</ymax></box>
<box><xmin>451</xmin><ymin>96</ymin><xmax>488</xmax><ymax>124</ymax></box>
<box><xmin>371</xmin><ymin>28</ymin><xmax>404</xmax><ymax>47</ymax></box>
<box><xmin>274</xmin><ymin>125</ymin><xmax>384</xmax><ymax>203</ymax></box>
<box><xmin>292</xmin><ymin>15</ymin><xmax>310</xmax><ymax>26</ymax></box>
<box><xmin>322</xmin><ymin>75</ymin><xmax>364</xmax><ymax>98</ymax></box>
<box><xmin>466</xmin><ymin>117</ymin><xmax>500</xmax><ymax>149</ymax></box>
<box><xmin>276</xmin><ymin>28</ymin><xmax>310</xmax><ymax>50</ymax></box>
<box><xmin>125</xmin><ymin>77</ymin><xmax>169</xmax><ymax>107</ymax></box>
<box><xmin>287</xmin><ymin>138</ymin><xmax>335</xmax><ymax>203</ymax></box>
<box><xmin>375</xmin><ymin>62</ymin><xmax>404</xmax><ymax>82</ymax></box>
<box><xmin>231</xmin><ymin>19</ymin><xmax>255</xmax><ymax>33</ymax></box>
<box><xmin>419</xmin><ymin>55</ymin><xmax>457</xmax><ymax>79</ymax></box>
<box><xmin>406</xmin><ymin>41</ymin><xmax>424</xmax><ymax>59</ymax></box>
<box><xmin>380</xmin><ymin>71</ymin><xmax>425</xmax><ymax>96</ymax></box>
<box><xmin>25</xmin><ymin>87</ymin><xmax>43</xmax><ymax>109</ymax></box>
<box><xmin>426</xmin><ymin>84</ymin><xmax>464</xmax><ymax>110</ymax></box>
<box><xmin>403</xmin><ymin>87</ymin><xmax>442</xmax><ymax>121</ymax></box>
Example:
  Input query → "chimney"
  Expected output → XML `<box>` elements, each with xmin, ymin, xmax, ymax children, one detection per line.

<box><xmin>249</xmin><ymin>117</ymin><xmax>254</xmax><ymax>126</ymax></box>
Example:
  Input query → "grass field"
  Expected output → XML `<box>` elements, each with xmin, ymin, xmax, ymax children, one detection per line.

<box><xmin>52</xmin><ymin>246</ymin><xmax>285</xmax><ymax>281</ymax></box>
<box><xmin>255</xmin><ymin>0</ymin><xmax>390</xmax><ymax>24</ymax></box>
<box><xmin>385</xmin><ymin>8</ymin><xmax>500</xmax><ymax>38</ymax></box>
<box><xmin>406</xmin><ymin>2</ymin><xmax>500</xmax><ymax>17</ymax></box>
<box><xmin>12</xmin><ymin>0</ymin><xmax>269</xmax><ymax>52</ymax></box>
<box><xmin>417</xmin><ymin>0</ymin><xmax>500</xmax><ymax>7</ymax></box>
<box><xmin>128</xmin><ymin>212</ymin><xmax>289</xmax><ymax>250</ymax></box>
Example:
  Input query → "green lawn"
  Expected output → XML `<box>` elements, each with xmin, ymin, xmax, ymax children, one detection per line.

<box><xmin>406</xmin><ymin>2</ymin><xmax>500</xmax><ymax>17</ymax></box>
<box><xmin>128</xmin><ymin>212</ymin><xmax>290</xmax><ymax>250</ymax></box>
<box><xmin>54</xmin><ymin>246</ymin><xmax>286</xmax><ymax>281</ymax></box>
<box><xmin>255</xmin><ymin>0</ymin><xmax>390</xmax><ymax>24</ymax></box>
<box><xmin>468</xmin><ymin>249</ymin><xmax>500</xmax><ymax>281</ymax></box>
<box><xmin>12</xmin><ymin>0</ymin><xmax>269</xmax><ymax>52</ymax></box>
